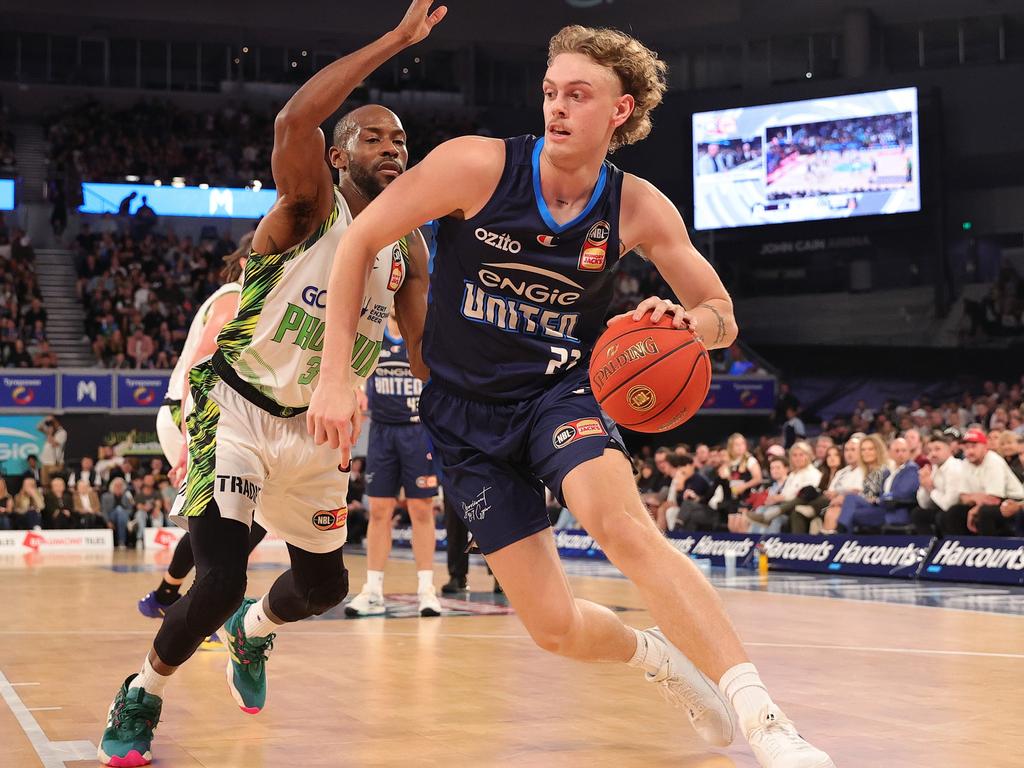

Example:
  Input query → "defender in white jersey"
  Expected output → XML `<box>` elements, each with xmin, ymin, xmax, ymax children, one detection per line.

<box><xmin>98</xmin><ymin>4</ymin><xmax>442</xmax><ymax>765</ymax></box>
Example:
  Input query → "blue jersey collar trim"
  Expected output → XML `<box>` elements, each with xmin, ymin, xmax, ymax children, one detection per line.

<box><xmin>531</xmin><ymin>137</ymin><xmax>608</xmax><ymax>235</ymax></box>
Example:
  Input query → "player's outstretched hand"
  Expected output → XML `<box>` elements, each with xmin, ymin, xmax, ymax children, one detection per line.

<box><xmin>394</xmin><ymin>0</ymin><xmax>448</xmax><ymax>46</ymax></box>
<box><xmin>606</xmin><ymin>296</ymin><xmax>694</xmax><ymax>331</ymax></box>
<box><xmin>307</xmin><ymin>381</ymin><xmax>363</xmax><ymax>466</ymax></box>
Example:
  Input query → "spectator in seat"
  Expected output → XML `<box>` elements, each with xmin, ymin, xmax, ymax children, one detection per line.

<box><xmin>73</xmin><ymin>478</ymin><xmax>103</xmax><ymax>528</ymax></box>
<box><xmin>747</xmin><ymin>440</ymin><xmax>821</xmax><ymax>533</ymax></box>
<box><xmin>822</xmin><ymin>434</ymin><xmax>890</xmax><ymax>533</ymax></box>
<box><xmin>659</xmin><ymin>455</ymin><xmax>715</xmax><ymax>532</ymax></box>
<box><xmin>23</xmin><ymin>454</ymin><xmax>42</xmax><ymax>485</ymax></box>
<box><xmin>911</xmin><ymin>432</ymin><xmax>965</xmax><ymax>535</ymax></box>
<box><xmin>13</xmin><ymin>477</ymin><xmax>44</xmax><ymax>530</ymax></box>
<box><xmin>812</xmin><ymin>435</ymin><xmax>834</xmax><ymax>469</ymax></box>
<box><xmin>833</xmin><ymin>437</ymin><xmax>919</xmax><ymax>533</ymax></box>
<box><xmin>996</xmin><ymin>431</ymin><xmax>1024</xmax><ymax>482</ymax></box>
<box><xmin>790</xmin><ymin>444</ymin><xmax>850</xmax><ymax>534</ymax></box>
<box><xmin>818</xmin><ymin>438</ymin><xmax>866</xmax><ymax>530</ymax></box>
<box><xmin>43</xmin><ymin>476</ymin><xmax>76</xmax><ymax>529</ymax></box>
<box><xmin>102</xmin><ymin>477</ymin><xmax>142</xmax><ymax>549</ymax></box>
<box><xmin>0</xmin><ymin>478</ymin><xmax>13</xmax><ymax>530</ymax></box>
<box><xmin>737</xmin><ymin>455</ymin><xmax>795</xmax><ymax>534</ymax></box>
<box><xmin>717</xmin><ymin>433</ymin><xmax>764</xmax><ymax>517</ymax></box>
<box><xmin>937</xmin><ymin>428</ymin><xmax>1024</xmax><ymax>537</ymax></box>
<box><xmin>904</xmin><ymin>428</ymin><xmax>929</xmax><ymax>468</ymax></box>
<box><xmin>68</xmin><ymin>456</ymin><xmax>103</xmax><ymax>491</ymax></box>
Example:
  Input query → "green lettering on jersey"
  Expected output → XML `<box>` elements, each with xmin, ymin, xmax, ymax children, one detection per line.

<box><xmin>272</xmin><ymin>303</ymin><xmax>325</xmax><ymax>351</ymax></box>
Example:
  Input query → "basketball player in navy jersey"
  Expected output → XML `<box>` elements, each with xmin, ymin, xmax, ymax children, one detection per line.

<box><xmin>310</xmin><ymin>23</ymin><xmax>833</xmax><ymax>768</ymax></box>
<box><xmin>346</xmin><ymin>310</ymin><xmax>442</xmax><ymax>617</ymax></box>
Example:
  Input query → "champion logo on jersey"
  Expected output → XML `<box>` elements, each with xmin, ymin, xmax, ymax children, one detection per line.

<box><xmin>578</xmin><ymin>220</ymin><xmax>610</xmax><ymax>272</ymax></box>
<box><xmin>537</xmin><ymin>234</ymin><xmax>558</xmax><ymax>247</ymax></box>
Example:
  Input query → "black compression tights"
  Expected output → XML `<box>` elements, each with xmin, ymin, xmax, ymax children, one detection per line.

<box><xmin>153</xmin><ymin>503</ymin><xmax>348</xmax><ymax>667</ymax></box>
<box><xmin>166</xmin><ymin>523</ymin><xmax>268</xmax><ymax>581</ymax></box>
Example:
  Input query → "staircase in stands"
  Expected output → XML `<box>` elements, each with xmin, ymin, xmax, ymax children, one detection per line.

<box><xmin>34</xmin><ymin>249</ymin><xmax>94</xmax><ymax>367</ymax></box>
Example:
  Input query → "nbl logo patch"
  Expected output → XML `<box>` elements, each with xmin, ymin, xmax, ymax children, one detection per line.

<box><xmin>578</xmin><ymin>220</ymin><xmax>610</xmax><ymax>272</ymax></box>
<box><xmin>626</xmin><ymin>384</ymin><xmax>657</xmax><ymax>412</ymax></box>
<box><xmin>552</xmin><ymin>417</ymin><xmax>607</xmax><ymax>449</ymax></box>
<box><xmin>312</xmin><ymin>507</ymin><xmax>348</xmax><ymax>531</ymax></box>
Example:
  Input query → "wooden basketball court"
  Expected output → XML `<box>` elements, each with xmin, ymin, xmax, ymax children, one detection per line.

<box><xmin>1</xmin><ymin>548</ymin><xmax>1021</xmax><ymax>767</ymax></box>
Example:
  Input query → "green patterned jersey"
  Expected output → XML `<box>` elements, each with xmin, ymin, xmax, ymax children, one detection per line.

<box><xmin>215</xmin><ymin>188</ymin><xmax>407</xmax><ymax>408</ymax></box>
<box><xmin>165</xmin><ymin>281</ymin><xmax>242</xmax><ymax>402</ymax></box>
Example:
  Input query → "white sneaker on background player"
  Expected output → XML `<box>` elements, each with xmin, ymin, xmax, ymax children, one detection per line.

<box><xmin>418</xmin><ymin>586</ymin><xmax>442</xmax><ymax>617</ymax></box>
<box><xmin>344</xmin><ymin>588</ymin><xmax>386</xmax><ymax>617</ymax></box>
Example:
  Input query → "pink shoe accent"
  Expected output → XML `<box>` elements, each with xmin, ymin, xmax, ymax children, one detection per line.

<box><xmin>107</xmin><ymin>750</ymin><xmax>150</xmax><ymax>767</ymax></box>
<box><xmin>240</xmin><ymin>705</ymin><xmax>261</xmax><ymax>714</ymax></box>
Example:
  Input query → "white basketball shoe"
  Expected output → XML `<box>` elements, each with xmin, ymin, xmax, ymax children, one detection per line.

<box><xmin>344</xmin><ymin>588</ymin><xmax>386</xmax><ymax>617</ymax></box>
<box><xmin>640</xmin><ymin>627</ymin><xmax>737</xmax><ymax>747</ymax></box>
<box><xmin>746</xmin><ymin>705</ymin><xmax>835</xmax><ymax>768</ymax></box>
<box><xmin>418</xmin><ymin>587</ymin><xmax>442</xmax><ymax>617</ymax></box>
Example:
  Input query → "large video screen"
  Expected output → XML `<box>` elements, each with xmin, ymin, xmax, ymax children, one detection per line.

<box><xmin>692</xmin><ymin>87</ymin><xmax>920</xmax><ymax>231</ymax></box>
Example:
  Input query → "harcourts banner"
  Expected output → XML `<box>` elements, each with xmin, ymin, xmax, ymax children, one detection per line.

<box><xmin>554</xmin><ymin>529</ymin><xmax>605</xmax><ymax>559</ymax></box>
<box><xmin>0</xmin><ymin>373</ymin><xmax>58</xmax><ymax>410</ymax></box>
<box><xmin>0</xmin><ymin>415</ymin><xmax>48</xmax><ymax>474</ymax></box>
<box><xmin>920</xmin><ymin>537</ymin><xmax>1024</xmax><ymax>586</ymax></box>
<box><xmin>116</xmin><ymin>373</ymin><xmax>170</xmax><ymax>410</ymax></box>
<box><xmin>80</xmin><ymin>182</ymin><xmax>277</xmax><ymax>219</ymax></box>
<box><xmin>702</xmin><ymin>378</ymin><xmax>776</xmax><ymax>413</ymax></box>
<box><xmin>667</xmin><ymin>531</ymin><xmax>760</xmax><ymax>566</ymax></box>
<box><xmin>391</xmin><ymin>526</ymin><xmax>448</xmax><ymax>550</ymax></box>
<box><xmin>759</xmin><ymin>534</ymin><xmax>933</xmax><ymax>578</ymax></box>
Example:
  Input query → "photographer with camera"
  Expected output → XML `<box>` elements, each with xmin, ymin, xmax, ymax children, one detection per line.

<box><xmin>37</xmin><ymin>415</ymin><xmax>68</xmax><ymax>485</ymax></box>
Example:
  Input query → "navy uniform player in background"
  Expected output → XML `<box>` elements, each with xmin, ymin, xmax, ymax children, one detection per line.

<box><xmin>311</xmin><ymin>21</ymin><xmax>833</xmax><ymax>768</ymax></box>
<box><xmin>345</xmin><ymin>310</ymin><xmax>442</xmax><ymax>617</ymax></box>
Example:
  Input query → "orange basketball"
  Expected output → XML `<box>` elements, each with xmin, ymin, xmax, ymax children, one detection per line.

<box><xmin>589</xmin><ymin>316</ymin><xmax>711</xmax><ymax>433</ymax></box>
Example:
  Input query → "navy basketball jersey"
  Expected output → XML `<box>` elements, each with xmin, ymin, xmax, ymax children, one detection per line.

<box><xmin>424</xmin><ymin>135</ymin><xmax>624</xmax><ymax>400</ymax></box>
<box><xmin>367</xmin><ymin>329</ymin><xmax>423</xmax><ymax>424</ymax></box>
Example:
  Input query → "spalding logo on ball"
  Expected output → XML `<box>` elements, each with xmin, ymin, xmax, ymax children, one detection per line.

<box><xmin>589</xmin><ymin>315</ymin><xmax>711</xmax><ymax>433</ymax></box>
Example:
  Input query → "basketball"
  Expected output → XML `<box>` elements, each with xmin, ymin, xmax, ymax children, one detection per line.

<box><xmin>589</xmin><ymin>316</ymin><xmax>711</xmax><ymax>432</ymax></box>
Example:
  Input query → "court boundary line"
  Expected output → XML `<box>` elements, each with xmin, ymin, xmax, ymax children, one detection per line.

<box><xmin>0</xmin><ymin>665</ymin><xmax>93</xmax><ymax>768</ymax></box>
<box><xmin>1</xmin><ymin>629</ymin><xmax>1021</xmax><ymax>660</ymax></box>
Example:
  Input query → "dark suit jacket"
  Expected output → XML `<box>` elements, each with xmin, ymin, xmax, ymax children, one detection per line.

<box><xmin>880</xmin><ymin>463</ymin><xmax>920</xmax><ymax>508</ymax></box>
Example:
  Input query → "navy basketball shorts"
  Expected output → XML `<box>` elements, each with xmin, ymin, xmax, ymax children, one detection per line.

<box><xmin>420</xmin><ymin>367</ymin><xmax>627</xmax><ymax>555</ymax></box>
<box><xmin>366</xmin><ymin>421</ymin><xmax>439</xmax><ymax>499</ymax></box>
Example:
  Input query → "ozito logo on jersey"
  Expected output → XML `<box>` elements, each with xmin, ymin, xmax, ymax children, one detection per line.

<box><xmin>312</xmin><ymin>507</ymin><xmax>348</xmax><ymax>531</ymax></box>
<box><xmin>475</xmin><ymin>227</ymin><xmax>522</xmax><ymax>254</ymax></box>
<box><xmin>552</xmin><ymin>417</ymin><xmax>607</xmax><ymax>449</ymax></box>
<box><xmin>387</xmin><ymin>244</ymin><xmax>404</xmax><ymax>291</ymax></box>
<box><xmin>302</xmin><ymin>285</ymin><xmax>327</xmax><ymax>308</ymax></box>
<box><xmin>578</xmin><ymin>220</ymin><xmax>610</xmax><ymax>272</ymax></box>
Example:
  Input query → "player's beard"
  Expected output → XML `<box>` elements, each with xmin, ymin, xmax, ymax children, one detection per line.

<box><xmin>348</xmin><ymin>161</ymin><xmax>388</xmax><ymax>202</ymax></box>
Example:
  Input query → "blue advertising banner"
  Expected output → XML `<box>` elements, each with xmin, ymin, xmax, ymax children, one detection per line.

<box><xmin>0</xmin><ymin>179</ymin><xmax>14</xmax><ymax>211</ymax></box>
<box><xmin>758</xmin><ymin>534</ymin><xmax>933</xmax><ymax>578</ymax></box>
<box><xmin>0</xmin><ymin>373</ymin><xmax>58</xmax><ymax>410</ymax></box>
<box><xmin>115</xmin><ymin>374</ymin><xmax>170</xmax><ymax>410</ymax></box>
<box><xmin>667</xmin><ymin>531</ymin><xmax>761</xmax><ymax>567</ymax></box>
<box><xmin>391</xmin><ymin>526</ymin><xmax>448</xmax><ymax>551</ymax></box>
<box><xmin>919</xmin><ymin>536</ymin><xmax>1024</xmax><ymax>586</ymax></box>
<box><xmin>61</xmin><ymin>372</ymin><xmax>114</xmax><ymax>411</ymax></box>
<box><xmin>702</xmin><ymin>377</ymin><xmax>776</xmax><ymax>413</ymax></box>
<box><xmin>80</xmin><ymin>182</ymin><xmax>276</xmax><ymax>219</ymax></box>
<box><xmin>0</xmin><ymin>415</ymin><xmax>48</xmax><ymax>475</ymax></box>
<box><xmin>554</xmin><ymin>529</ymin><xmax>606</xmax><ymax>559</ymax></box>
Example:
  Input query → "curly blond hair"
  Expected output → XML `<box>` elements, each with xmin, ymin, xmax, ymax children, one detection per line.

<box><xmin>548</xmin><ymin>25</ymin><xmax>668</xmax><ymax>152</ymax></box>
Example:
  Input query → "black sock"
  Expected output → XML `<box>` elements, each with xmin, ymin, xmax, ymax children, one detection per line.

<box><xmin>155</xmin><ymin>578</ymin><xmax>182</xmax><ymax>606</ymax></box>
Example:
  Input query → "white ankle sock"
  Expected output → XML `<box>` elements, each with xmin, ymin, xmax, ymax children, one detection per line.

<box><xmin>366</xmin><ymin>570</ymin><xmax>384</xmax><ymax>595</ymax></box>
<box><xmin>625</xmin><ymin>627</ymin><xmax>668</xmax><ymax>675</ymax></box>
<box><xmin>242</xmin><ymin>597</ymin><xmax>280</xmax><ymax>639</ymax></box>
<box><xmin>719</xmin><ymin>662</ymin><xmax>774</xmax><ymax>733</ymax></box>
<box><xmin>129</xmin><ymin>656</ymin><xmax>169</xmax><ymax>697</ymax></box>
<box><xmin>417</xmin><ymin>570</ymin><xmax>434</xmax><ymax>593</ymax></box>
